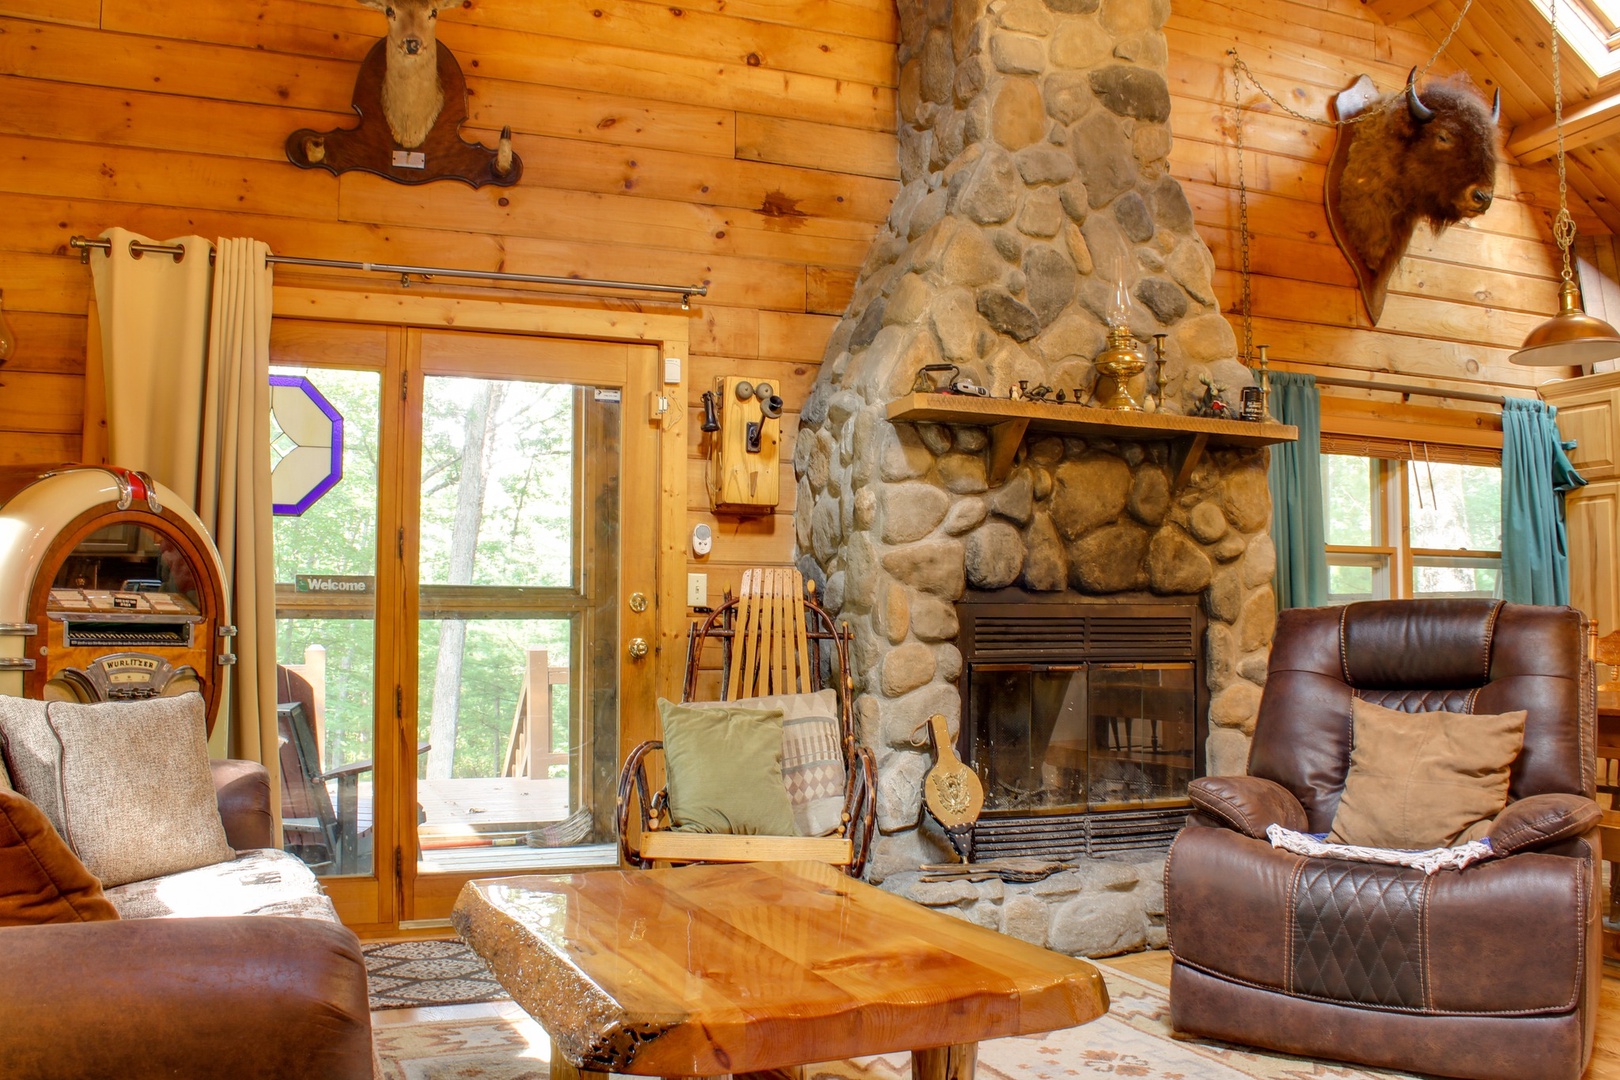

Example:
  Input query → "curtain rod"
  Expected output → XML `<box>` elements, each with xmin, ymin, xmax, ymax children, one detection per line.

<box><xmin>67</xmin><ymin>235</ymin><xmax>708</xmax><ymax>309</ymax></box>
<box><xmin>1310</xmin><ymin>373</ymin><xmax>1511</xmax><ymax>406</ymax></box>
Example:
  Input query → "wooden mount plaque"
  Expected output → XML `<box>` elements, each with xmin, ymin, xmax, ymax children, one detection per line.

<box><xmin>285</xmin><ymin>39</ymin><xmax>521</xmax><ymax>188</ymax></box>
<box><xmin>1325</xmin><ymin>74</ymin><xmax>1389</xmax><ymax>323</ymax></box>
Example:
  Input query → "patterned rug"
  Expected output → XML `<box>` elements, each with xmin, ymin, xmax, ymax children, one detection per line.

<box><xmin>363</xmin><ymin>939</ymin><xmax>510</xmax><ymax>1010</ymax></box>
<box><xmin>371</xmin><ymin>960</ymin><xmax>1427</xmax><ymax>1079</ymax></box>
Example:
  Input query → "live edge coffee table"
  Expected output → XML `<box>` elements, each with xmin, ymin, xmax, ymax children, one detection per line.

<box><xmin>451</xmin><ymin>860</ymin><xmax>1109</xmax><ymax>1080</ymax></box>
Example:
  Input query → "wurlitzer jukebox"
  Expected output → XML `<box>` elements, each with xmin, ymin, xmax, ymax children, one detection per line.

<box><xmin>0</xmin><ymin>465</ymin><xmax>235</xmax><ymax>734</ymax></box>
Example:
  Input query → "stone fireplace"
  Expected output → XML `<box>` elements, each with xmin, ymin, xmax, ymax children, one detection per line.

<box><xmin>792</xmin><ymin>0</ymin><xmax>1281</xmax><ymax>954</ymax></box>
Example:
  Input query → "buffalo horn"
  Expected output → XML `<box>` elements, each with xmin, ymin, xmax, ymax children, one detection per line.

<box><xmin>1491</xmin><ymin>88</ymin><xmax>1501</xmax><ymax>123</ymax></box>
<box><xmin>1406</xmin><ymin>67</ymin><xmax>1435</xmax><ymax>124</ymax></box>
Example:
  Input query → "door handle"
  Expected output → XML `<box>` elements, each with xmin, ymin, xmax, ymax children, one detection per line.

<box><xmin>628</xmin><ymin>637</ymin><xmax>649</xmax><ymax>660</ymax></box>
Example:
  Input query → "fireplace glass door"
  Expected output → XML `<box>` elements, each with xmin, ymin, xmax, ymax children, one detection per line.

<box><xmin>966</xmin><ymin>661</ymin><xmax>1196</xmax><ymax>815</ymax></box>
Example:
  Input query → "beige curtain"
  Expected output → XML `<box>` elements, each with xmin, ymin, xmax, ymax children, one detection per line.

<box><xmin>88</xmin><ymin>228</ymin><xmax>213</xmax><ymax>491</ymax></box>
<box><xmin>88</xmin><ymin>232</ymin><xmax>279</xmax><ymax>811</ymax></box>
<box><xmin>198</xmin><ymin>239</ymin><xmax>278</xmax><ymax>799</ymax></box>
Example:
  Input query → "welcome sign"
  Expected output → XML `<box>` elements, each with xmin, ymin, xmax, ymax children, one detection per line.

<box><xmin>295</xmin><ymin>575</ymin><xmax>375</xmax><ymax>594</ymax></box>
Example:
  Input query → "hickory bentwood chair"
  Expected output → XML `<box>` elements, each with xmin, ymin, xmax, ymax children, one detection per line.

<box><xmin>616</xmin><ymin>567</ymin><xmax>875</xmax><ymax>875</ymax></box>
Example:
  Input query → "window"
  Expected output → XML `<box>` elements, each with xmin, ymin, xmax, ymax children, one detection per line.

<box><xmin>1322</xmin><ymin>446</ymin><xmax>1502</xmax><ymax>603</ymax></box>
<box><xmin>1529</xmin><ymin>0</ymin><xmax>1620</xmax><ymax>76</ymax></box>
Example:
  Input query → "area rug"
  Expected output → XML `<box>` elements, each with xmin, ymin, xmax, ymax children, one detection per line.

<box><xmin>371</xmin><ymin>960</ymin><xmax>1427</xmax><ymax>1079</ymax></box>
<box><xmin>363</xmin><ymin>939</ymin><xmax>510</xmax><ymax>1010</ymax></box>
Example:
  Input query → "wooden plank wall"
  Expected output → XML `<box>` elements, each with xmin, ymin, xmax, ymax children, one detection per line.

<box><xmin>1166</xmin><ymin>0</ymin><xmax>1607</xmax><ymax>394</ymax></box>
<box><xmin>0</xmin><ymin>0</ymin><xmax>900</xmax><ymax>612</ymax></box>
<box><xmin>0</xmin><ymin>0</ymin><xmax>1603</xmax><ymax>613</ymax></box>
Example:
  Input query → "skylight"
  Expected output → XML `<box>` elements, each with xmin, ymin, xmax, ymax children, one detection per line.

<box><xmin>1526</xmin><ymin>0</ymin><xmax>1620</xmax><ymax>79</ymax></box>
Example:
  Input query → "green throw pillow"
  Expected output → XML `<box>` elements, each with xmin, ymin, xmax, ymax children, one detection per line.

<box><xmin>659</xmin><ymin>699</ymin><xmax>799</xmax><ymax>837</ymax></box>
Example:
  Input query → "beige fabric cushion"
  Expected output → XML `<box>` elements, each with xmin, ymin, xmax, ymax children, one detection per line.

<box><xmin>659</xmin><ymin>698</ymin><xmax>799</xmax><ymax>837</ymax></box>
<box><xmin>46</xmin><ymin>695</ymin><xmax>233</xmax><ymax>888</ymax></box>
<box><xmin>0</xmin><ymin>695</ymin><xmax>66</xmax><ymax>829</ymax></box>
<box><xmin>1328</xmin><ymin>697</ymin><xmax>1527</xmax><ymax>850</ymax></box>
<box><xmin>104</xmin><ymin>848</ymin><xmax>337</xmax><ymax>923</ymax></box>
<box><xmin>732</xmin><ymin>689</ymin><xmax>846</xmax><ymax>837</ymax></box>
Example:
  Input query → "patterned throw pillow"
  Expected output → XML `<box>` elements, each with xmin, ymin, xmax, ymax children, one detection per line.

<box><xmin>731</xmin><ymin>689</ymin><xmax>847</xmax><ymax>837</ymax></box>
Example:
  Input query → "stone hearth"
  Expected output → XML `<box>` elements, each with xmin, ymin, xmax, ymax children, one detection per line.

<box><xmin>793</xmin><ymin>0</ymin><xmax>1279</xmax><ymax>955</ymax></box>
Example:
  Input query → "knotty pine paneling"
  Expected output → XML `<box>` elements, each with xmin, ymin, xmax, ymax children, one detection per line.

<box><xmin>0</xmin><ymin>0</ymin><xmax>1606</xmax><ymax>648</ymax></box>
<box><xmin>1165</xmin><ymin>0</ymin><xmax>1603</xmax><ymax>402</ymax></box>
<box><xmin>0</xmin><ymin>0</ymin><xmax>898</xmax><ymax>623</ymax></box>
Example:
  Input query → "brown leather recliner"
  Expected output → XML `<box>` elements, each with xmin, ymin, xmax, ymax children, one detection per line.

<box><xmin>1166</xmin><ymin>600</ymin><xmax>1602</xmax><ymax>1080</ymax></box>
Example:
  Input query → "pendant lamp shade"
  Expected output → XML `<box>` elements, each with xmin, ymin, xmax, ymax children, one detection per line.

<box><xmin>1514</xmin><ymin>0</ymin><xmax>1620</xmax><ymax>367</ymax></box>
<box><xmin>1511</xmin><ymin>280</ymin><xmax>1620</xmax><ymax>367</ymax></box>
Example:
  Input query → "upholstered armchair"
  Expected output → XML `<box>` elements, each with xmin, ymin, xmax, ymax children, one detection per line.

<box><xmin>1166</xmin><ymin>600</ymin><xmax>1601</xmax><ymax>1080</ymax></box>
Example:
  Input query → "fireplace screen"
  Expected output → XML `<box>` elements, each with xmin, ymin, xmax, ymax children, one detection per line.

<box><xmin>967</xmin><ymin>662</ymin><xmax>1196</xmax><ymax>814</ymax></box>
<box><xmin>956</xmin><ymin>596</ymin><xmax>1206</xmax><ymax>857</ymax></box>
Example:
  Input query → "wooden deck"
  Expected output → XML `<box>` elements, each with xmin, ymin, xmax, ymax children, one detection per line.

<box><xmin>418</xmin><ymin>776</ymin><xmax>572</xmax><ymax>841</ymax></box>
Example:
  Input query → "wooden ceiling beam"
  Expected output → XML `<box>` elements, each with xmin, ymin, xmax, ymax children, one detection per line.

<box><xmin>1361</xmin><ymin>0</ymin><xmax>1440</xmax><ymax>23</ymax></box>
<box><xmin>1563</xmin><ymin>153</ymin><xmax>1620</xmax><ymax>236</ymax></box>
<box><xmin>1508</xmin><ymin>91</ymin><xmax>1620</xmax><ymax>163</ymax></box>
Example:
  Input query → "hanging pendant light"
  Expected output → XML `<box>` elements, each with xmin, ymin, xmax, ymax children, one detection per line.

<box><xmin>1511</xmin><ymin>0</ymin><xmax>1620</xmax><ymax>366</ymax></box>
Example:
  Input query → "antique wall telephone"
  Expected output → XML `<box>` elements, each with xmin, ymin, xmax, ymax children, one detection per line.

<box><xmin>703</xmin><ymin>376</ymin><xmax>783</xmax><ymax>515</ymax></box>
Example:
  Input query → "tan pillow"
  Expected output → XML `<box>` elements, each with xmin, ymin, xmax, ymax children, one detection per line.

<box><xmin>1328</xmin><ymin>698</ymin><xmax>1527</xmax><ymax>850</ymax></box>
<box><xmin>46</xmin><ymin>695</ymin><xmax>234</xmax><ymax>888</ymax></box>
<box><xmin>0</xmin><ymin>786</ymin><xmax>119</xmax><ymax>926</ymax></box>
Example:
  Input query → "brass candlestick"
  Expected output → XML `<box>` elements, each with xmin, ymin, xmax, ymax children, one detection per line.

<box><xmin>1092</xmin><ymin>324</ymin><xmax>1147</xmax><ymax>411</ymax></box>
<box><xmin>1257</xmin><ymin>344</ymin><xmax>1271</xmax><ymax>420</ymax></box>
<box><xmin>1152</xmin><ymin>334</ymin><xmax>1167</xmax><ymax>399</ymax></box>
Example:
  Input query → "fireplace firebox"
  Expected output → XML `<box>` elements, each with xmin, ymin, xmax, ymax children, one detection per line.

<box><xmin>956</xmin><ymin>595</ymin><xmax>1206</xmax><ymax>860</ymax></box>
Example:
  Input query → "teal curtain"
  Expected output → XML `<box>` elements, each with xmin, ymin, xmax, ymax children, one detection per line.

<box><xmin>1501</xmin><ymin>397</ymin><xmax>1585</xmax><ymax>605</ymax></box>
<box><xmin>1267</xmin><ymin>372</ymin><xmax>1328</xmax><ymax>609</ymax></box>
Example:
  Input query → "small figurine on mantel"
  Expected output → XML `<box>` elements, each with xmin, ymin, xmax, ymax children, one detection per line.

<box><xmin>1194</xmin><ymin>374</ymin><xmax>1231</xmax><ymax>418</ymax></box>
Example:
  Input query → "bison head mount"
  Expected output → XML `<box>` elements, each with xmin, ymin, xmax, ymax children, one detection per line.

<box><xmin>1326</xmin><ymin>69</ymin><xmax>1501</xmax><ymax>323</ymax></box>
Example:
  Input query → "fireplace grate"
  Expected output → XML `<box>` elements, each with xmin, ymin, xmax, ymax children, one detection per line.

<box><xmin>969</xmin><ymin>806</ymin><xmax>1189</xmax><ymax>860</ymax></box>
<box><xmin>969</xmin><ymin>613</ymin><xmax>1196</xmax><ymax>661</ymax></box>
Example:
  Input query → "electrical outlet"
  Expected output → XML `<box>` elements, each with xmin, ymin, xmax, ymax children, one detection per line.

<box><xmin>687</xmin><ymin>573</ymin><xmax>708</xmax><ymax>607</ymax></box>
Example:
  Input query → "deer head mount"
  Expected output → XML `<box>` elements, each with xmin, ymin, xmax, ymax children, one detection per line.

<box><xmin>285</xmin><ymin>0</ymin><xmax>520</xmax><ymax>187</ymax></box>
<box><xmin>1325</xmin><ymin>69</ymin><xmax>1500</xmax><ymax>323</ymax></box>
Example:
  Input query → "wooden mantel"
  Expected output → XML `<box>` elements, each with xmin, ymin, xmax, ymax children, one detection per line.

<box><xmin>886</xmin><ymin>392</ymin><xmax>1299</xmax><ymax>488</ymax></box>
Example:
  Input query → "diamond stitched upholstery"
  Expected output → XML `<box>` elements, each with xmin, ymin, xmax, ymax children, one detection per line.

<box><xmin>1293</xmin><ymin>859</ymin><xmax>1426</xmax><ymax>1009</ymax></box>
<box><xmin>1356</xmin><ymin>688</ymin><xmax>1476</xmax><ymax>713</ymax></box>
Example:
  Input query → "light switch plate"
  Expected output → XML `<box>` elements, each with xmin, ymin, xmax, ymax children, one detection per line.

<box><xmin>687</xmin><ymin>573</ymin><xmax>708</xmax><ymax>607</ymax></box>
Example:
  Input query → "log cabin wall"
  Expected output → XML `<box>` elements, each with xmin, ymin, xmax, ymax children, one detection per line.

<box><xmin>0</xmin><ymin>0</ymin><xmax>1602</xmax><ymax>620</ymax></box>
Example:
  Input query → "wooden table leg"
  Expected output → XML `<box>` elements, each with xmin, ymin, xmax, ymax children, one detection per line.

<box><xmin>552</xmin><ymin>1058</ymin><xmax>614</xmax><ymax>1080</ymax></box>
<box><xmin>912</xmin><ymin>1043</ymin><xmax>977</xmax><ymax>1080</ymax></box>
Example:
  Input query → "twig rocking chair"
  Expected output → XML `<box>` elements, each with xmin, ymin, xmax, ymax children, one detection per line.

<box><xmin>616</xmin><ymin>567</ymin><xmax>876</xmax><ymax>875</ymax></box>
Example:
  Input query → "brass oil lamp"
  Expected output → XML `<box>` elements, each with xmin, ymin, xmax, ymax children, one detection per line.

<box><xmin>1091</xmin><ymin>264</ymin><xmax>1146</xmax><ymax>411</ymax></box>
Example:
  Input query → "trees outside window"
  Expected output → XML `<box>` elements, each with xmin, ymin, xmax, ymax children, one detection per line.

<box><xmin>1323</xmin><ymin>452</ymin><xmax>1501</xmax><ymax>602</ymax></box>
